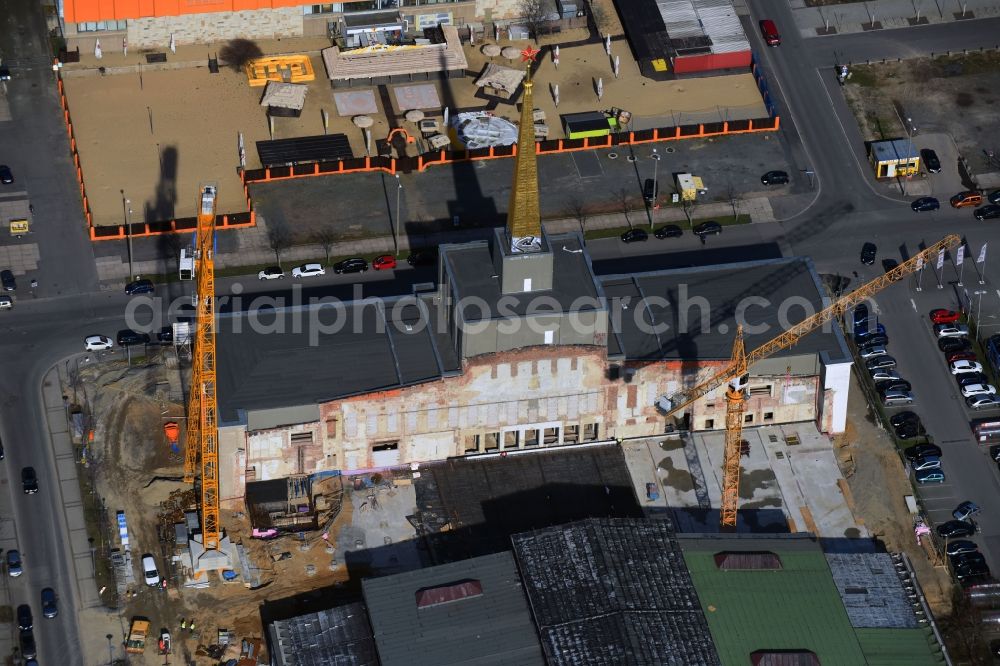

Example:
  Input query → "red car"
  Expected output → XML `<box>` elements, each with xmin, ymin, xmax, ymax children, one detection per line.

<box><xmin>930</xmin><ymin>308</ymin><xmax>961</xmax><ymax>324</ymax></box>
<box><xmin>759</xmin><ymin>19</ymin><xmax>780</xmax><ymax>46</ymax></box>
<box><xmin>947</xmin><ymin>350</ymin><xmax>979</xmax><ymax>364</ymax></box>
<box><xmin>373</xmin><ymin>255</ymin><xmax>397</xmax><ymax>271</ymax></box>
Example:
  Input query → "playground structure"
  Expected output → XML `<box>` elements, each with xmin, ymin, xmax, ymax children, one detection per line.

<box><xmin>245</xmin><ymin>55</ymin><xmax>316</xmax><ymax>87</ymax></box>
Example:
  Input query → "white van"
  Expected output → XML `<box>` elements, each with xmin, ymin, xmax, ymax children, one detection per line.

<box><xmin>0</xmin><ymin>295</ymin><xmax>11</xmax><ymax>310</ymax></box>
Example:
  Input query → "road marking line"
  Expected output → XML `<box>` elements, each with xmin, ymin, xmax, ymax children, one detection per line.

<box><xmin>910</xmin><ymin>298</ymin><xmax>917</xmax><ymax>313</ymax></box>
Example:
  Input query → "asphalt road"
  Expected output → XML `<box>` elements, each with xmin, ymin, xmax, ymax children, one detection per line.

<box><xmin>2</xmin><ymin>3</ymin><xmax>1000</xmax><ymax>663</ymax></box>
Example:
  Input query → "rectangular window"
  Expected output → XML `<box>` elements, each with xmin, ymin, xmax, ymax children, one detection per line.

<box><xmin>564</xmin><ymin>424</ymin><xmax>579</xmax><ymax>443</ymax></box>
<box><xmin>764</xmin><ymin>412</ymin><xmax>774</xmax><ymax>421</ymax></box>
<box><xmin>523</xmin><ymin>278</ymin><xmax>532</xmax><ymax>291</ymax></box>
<box><xmin>744</xmin><ymin>414</ymin><xmax>754</xmax><ymax>424</ymax></box>
<box><xmin>372</xmin><ymin>441</ymin><xmax>398</xmax><ymax>452</ymax></box>
<box><xmin>484</xmin><ymin>432</ymin><xmax>500</xmax><ymax>451</ymax></box>
<box><xmin>464</xmin><ymin>434</ymin><xmax>480</xmax><ymax>454</ymax></box>
<box><xmin>748</xmin><ymin>385</ymin><xmax>772</xmax><ymax>397</ymax></box>
<box><xmin>325</xmin><ymin>418</ymin><xmax>339</xmax><ymax>439</ymax></box>
<box><xmin>704</xmin><ymin>419</ymin><xmax>715</xmax><ymax>429</ymax></box>
<box><xmin>504</xmin><ymin>431</ymin><xmax>518</xmax><ymax>449</ymax></box>
<box><xmin>544</xmin><ymin>330</ymin><xmax>554</xmax><ymax>345</ymax></box>
<box><xmin>543</xmin><ymin>427</ymin><xmax>560</xmax><ymax>445</ymax></box>
<box><xmin>290</xmin><ymin>432</ymin><xmax>314</xmax><ymax>444</ymax></box>
<box><xmin>77</xmin><ymin>20</ymin><xmax>126</xmax><ymax>32</ymax></box>
<box><xmin>583</xmin><ymin>423</ymin><xmax>598</xmax><ymax>441</ymax></box>
<box><xmin>311</xmin><ymin>3</ymin><xmax>334</xmax><ymax>12</ymax></box>
<box><xmin>523</xmin><ymin>429</ymin><xmax>539</xmax><ymax>447</ymax></box>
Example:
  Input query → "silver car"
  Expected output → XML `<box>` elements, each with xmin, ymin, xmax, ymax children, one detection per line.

<box><xmin>883</xmin><ymin>390</ymin><xmax>914</xmax><ymax>407</ymax></box>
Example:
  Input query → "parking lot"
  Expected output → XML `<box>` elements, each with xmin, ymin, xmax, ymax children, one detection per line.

<box><xmin>856</xmin><ymin>263</ymin><xmax>1000</xmax><ymax>583</ymax></box>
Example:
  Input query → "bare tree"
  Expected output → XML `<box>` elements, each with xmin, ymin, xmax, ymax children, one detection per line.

<box><xmin>518</xmin><ymin>0</ymin><xmax>547</xmax><ymax>42</ymax></box>
<box><xmin>311</xmin><ymin>228</ymin><xmax>338</xmax><ymax>265</ymax></box>
<box><xmin>567</xmin><ymin>199</ymin><xmax>589</xmax><ymax>236</ymax></box>
<box><xmin>616</xmin><ymin>188</ymin><xmax>632</xmax><ymax>228</ymax></box>
<box><xmin>682</xmin><ymin>197</ymin><xmax>698</xmax><ymax>228</ymax></box>
<box><xmin>726</xmin><ymin>184</ymin><xmax>742</xmax><ymax>224</ymax></box>
<box><xmin>219</xmin><ymin>38</ymin><xmax>263</xmax><ymax>72</ymax></box>
<box><xmin>267</xmin><ymin>221</ymin><xmax>293</xmax><ymax>267</ymax></box>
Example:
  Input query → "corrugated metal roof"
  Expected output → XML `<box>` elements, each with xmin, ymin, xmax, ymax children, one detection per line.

<box><xmin>655</xmin><ymin>0</ymin><xmax>750</xmax><ymax>55</ymax></box>
<box><xmin>513</xmin><ymin>519</ymin><xmax>720</xmax><ymax>666</ymax></box>
<box><xmin>854</xmin><ymin>628</ymin><xmax>946</xmax><ymax>665</ymax></box>
<box><xmin>362</xmin><ymin>551</ymin><xmax>545</xmax><ymax>666</ymax></box>
<box><xmin>267</xmin><ymin>603</ymin><xmax>378</xmax><ymax>666</ymax></box>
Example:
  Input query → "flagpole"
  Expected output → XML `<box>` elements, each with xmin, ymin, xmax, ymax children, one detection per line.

<box><xmin>978</xmin><ymin>242</ymin><xmax>988</xmax><ymax>285</ymax></box>
<box><xmin>936</xmin><ymin>248</ymin><xmax>944</xmax><ymax>289</ymax></box>
<box><xmin>957</xmin><ymin>243</ymin><xmax>965</xmax><ymax>286</ymax></box>
<box><xmin>916</xmin><ymin>257</ymin><xmax>924</xmax><ymax>292</ymax></box>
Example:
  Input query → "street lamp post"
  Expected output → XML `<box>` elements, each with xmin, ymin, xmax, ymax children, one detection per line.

<box><xmin>121</xmin><ymin>190</ymin><xmax>134</xmax><ymax>280</ymax></box>
<box><xmin>975</xmin><ymin>290</ymin><xmax>988</xmax><ymax>337</ymax></box>
<box><xmin>891</xmin><ymin>107</ymin><xmax>915</xmax><ymax>196</ymax></box>
<box><xmin>106</xmin><ymin>633</ymin><xmax>113</xmax><ymax>665</ymax></box>
<box><xmin>649</xmin><ymin>148</ymin><xmax>660</xmax><ymax>228</ymax></box>
<box><xmin>394</xmin><ymin>174</ymin><xmax>403</xmax><ymax>256</ymax></box>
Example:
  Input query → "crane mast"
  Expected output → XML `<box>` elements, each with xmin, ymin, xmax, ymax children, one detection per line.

<box><xmin>183</xmin><ymin>185</ymin><xmax>221</xmax><ymax>551</ymax></box>
<box><xmin>657</xmin><ymin>234</ymin><xmax>961</xmax><ymax>528</ymax></box>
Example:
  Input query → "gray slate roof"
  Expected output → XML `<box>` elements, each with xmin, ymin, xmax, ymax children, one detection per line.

<box><xmin>362</xmin><ymin>551</ymin><xmax>545</xmax><ymax>666</ymax></box>
<box><xmin>512</xmin><ymin>518</ymin><xmax>720</xmax><ymax>666</ymax></box>
<box><xmin>825</xmin><ymin>552</ymin><xmax>920</xmax><ymax>628</ymax></box>
<box><xmin>267</xmin><ymin>602</ymin><xmax>378</xmax><ymax>666</ymax></box>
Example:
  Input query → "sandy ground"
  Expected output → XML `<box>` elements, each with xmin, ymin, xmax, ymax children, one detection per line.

<box><xmin>63</xmin><ymin>30</ymin><xmax>766</xmax><ymax>226</ymax></box>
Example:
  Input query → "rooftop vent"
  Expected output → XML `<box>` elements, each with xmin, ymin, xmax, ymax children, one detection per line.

<box><xmin>714</xmin><ymin>551</ymin><xmax>783</xmax><ymax>570</ymax></box>
<box><xmin>750</xmin><ymin>650</ymin><xmax>820</xmax><ymax>666</ymax></box>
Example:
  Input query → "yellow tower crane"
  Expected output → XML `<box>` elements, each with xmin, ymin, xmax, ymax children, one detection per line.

<box><xmin>658</xmin><ymin>234</ymin><xmax>961</xmax><ymax>528</ymax></box>
<box><xmin>183</xmin><ymin>185</ymin><xmax>222</xmax><ymax>552</ymax></box>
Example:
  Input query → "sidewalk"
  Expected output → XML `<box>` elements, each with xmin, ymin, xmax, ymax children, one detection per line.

<box><xmin>789</xmin><ymin>0</ymin><xmax>1000</xmax><ymax>36</ymax></box>
<box><xmin>94</xmin><ymin>195</ymin><xmax>776</xmax><ymax>284</ymax></box>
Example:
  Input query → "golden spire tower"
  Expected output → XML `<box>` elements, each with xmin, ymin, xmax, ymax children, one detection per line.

<box><xmin>507</xmin><ymin>46</ymin><xmax>542</xmax><ymax>254</ymax></box>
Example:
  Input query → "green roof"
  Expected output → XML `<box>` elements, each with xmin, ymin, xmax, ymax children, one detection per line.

<box><xmin>681</xmin><ymin>535</ymin><xmax>866</xmax><ymax>666</ymax></box>
<box><xmin>855</xmin><ymin>628</ymin><xmax>946</xmax><ymax>666</ymax></box>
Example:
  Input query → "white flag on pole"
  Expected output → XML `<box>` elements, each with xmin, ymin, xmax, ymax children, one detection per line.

<box><xmin>936</xmin><ymin>248</ymin><xmax>945</xmax><ymax>270</ymax></box>
<box><xmin>979</xmin><ymin>242</ymin><xmax>988</xmax><ymax>264</ymax></box>
<box><xmin>916</xmin><ymin>256</ymin><xmax>924</xmax><ymax>271</ymax></box>
<box><xmin>957</xmin><ymin>244</ymin><xmax>965</xmax><ymax>266</ymax></box>
<box><xmin>605</xmin><ymin>34</ymin><xmax>611</xmax><ymax>55</ymax></box>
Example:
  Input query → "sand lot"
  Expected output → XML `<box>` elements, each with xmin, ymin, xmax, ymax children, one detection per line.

<box><xmin>64</xmin><ymin>35</ymin><xmax>767</xmax><ymax>226</ymax></box>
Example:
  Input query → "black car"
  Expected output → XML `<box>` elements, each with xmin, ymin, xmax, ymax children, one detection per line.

<box><xmin>956</xmin><ymin>562</ymin><xmax>991</xmax><ymax>581</ymax></box>
<box><xmin>857</xmin><ymin>334</ymin><xmax>889</xmax><ymax>347</ymax></box>
<box><xmin>904</xmin><ymin>443</ymin><xmax>941</xmax><ymax>461</ymax></box>
<box><xmin>333</xmin><ymin>258</ymin><xmax>368</xmax><ymax>274</ymax></box>
<box><xmin>157</xmin><ymin>327</ymin><xmax>173</xmax><ymax>343</ymax></box>
<box><xmin>40</xmin><ymin>588</ymin><xmax>56</xmax><ymax>618</ymax></box>
<box><xmin>937</xmin><ymin>520</ymin><xmax>977</xmax><ymax>539</ymax></box>
<box><xmin>693</xmin><ymin>221</ymin><xmax>723</xmax><ymax>237</ymax></box>
<box><xmin>0</xmin><ymin>68</ymin><xmax>8</xmax><ymax>82</ymax></box>
<box><xmin>957</xmin><ymin>373</ymin><xmax>989</xmax><ymax>388</ymax></box>
<box><xmin>19</xmin><ymin>631</ymin><xmax>36</xmax><ymax>660</ymax></box>
<box><xmin>761</xmin><ymin>170</ymin><xmax>789</xmax><ymax>185</ymax></box>
<box><xmin>21</xmin><ymin>467</ymin><xmax>37</xmax><ymax>495</ymax></box>
<box><xmin>939</xmin><ymin>337</ymin><xmax>973</xmax><ymax>353</ymax></box>
<box><xmin>654</xmin><ymin>225</ymin><xmax>683</xmax><ymax>239</ymax></box>
<box><xmin>891</xmin><ymin>411</ymin><xmax>920</xmax><ymax>428</ymax></box>
<box><xmin>946</xmin><ymin>539</ymin><xmax>979</xmax><ymax>557</ymax></box>
<box><xmin>852</xmin><ymin>304</ymin><xmax>870</xmax><ymax>329</ymax></box>
<box><xmin>921</xmin><ymin>148</ymin><xmax>941</xmax><ymax>174</ymax></box>
<box><xmin>895</xmin><ymin>423</ymin><xmax>920</xmax><ymax>440</ymax></box>
<box><xmin>642</xmin><ymin>178</ymin><xmax>658</xmax><ymax>205</ymax></box>
<box><xmin>116</xmin><ymin>329</ymin><xmax>151</xmax><ymax>347</ymax></box>
<box><xmin>0</xmin><ymin>165</ymin><xmax>13</xmax><ymax>185</ymax></box>
<box><xmin>406</xmin><ymin>249</ymin><xmax>438</xmax><ymax>267</ymax></box>
<box><xmin>951</xmin><ymin>551</ymin><xmax>987</xmax><ymax>569</ymax></box>
<box><xmin>989</xmin><ymin>190</ymin><xmax>1000</xmax><ymax>206</ymax></box>
<box><xmin>0</xmin><ymin>269</ymin><xmax>15</xmax><ymax>291</ymax></box>
<box><xmin>124</xmin><ymin>279</ymin><xmax>154</xmax><ymax>295</ymax></box>
<box><xmin>17</xmin><ymin>604</ymin><xmax>32</xmax><ymax>631</ymax></box>
<box><xmin>877</xmin><ymin>379</ymin><xmax>912</xmax><ymax>394</ymax></box>
<box><xmin>860</xmin><ymin>242</ymin><xmax>877</xmax><ymax>265</ymax></box>
<box><xmin>974</xmin><ymin>204</ymin><xmax>1000</xmax><ymax>221</ymax></box>
<box><xmin>621</xmin><ymin>228</ymin><xmax>648</xmax><ymax>243</ymax></box>
<box><xmin>882</xmin><ymin>258</ymin><xmax>899</xmax><ymax>274</ymax></box>
<box><xmin>911</xmin><ymin>197</ymin><xmax>940</xmax><ymax>212</ymax></box>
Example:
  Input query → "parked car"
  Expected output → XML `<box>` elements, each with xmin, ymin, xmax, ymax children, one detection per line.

<box><xmin>693</xmin><ymin>221</ymin><xmax>723</xmax><ymax>237</ymax></box>
<box><xmin>0</xmin><ymin>269</ymin><xmax>15</xmax><ymax>291</ymax></box>
<box><xmin>0</xmin><ymin>165</ymin><xmax>13</xmax><ymax>184</ymax></box>
<box><xmin>877</xmin><ymin>379</ymin><xmax>912</xmax><ymax>394</ymax></box>
<box><xmin>974</xmin><ymin>204</ymin><xmax>1000</xmax><ymax>221</ymax></box>
<box><xmin>292</xmin><ymin>263</ymin><xmax>326</xmax><ymax>278</ymax></box>
<box><xmin>921</xmin><ymin>149</ymin><xmax>941</xmax><ymax>173</ymax></box>
<box><xmin>759</xmin><ymin>19</ymin><xmax>781</xmax><ymax>46</ymax></box>
<box><xmin>406</xmin><ymin>249</ymin><xmax>438</xmax><ymax>267</ymax></box>
<box><xmin>865</xmin><ymin>356</ymin><xmax>897</xmax><ymax>371</ymax></box>
<box><xmin>895</xmin><ymin>423</ymin><xmax>920</xmax><ymax>439</ymax></box>
<box><xmin>642</xmin><ymin>178</ymin><xmax>658</xmax><ymax>204</ymax></box>
<box><xmin>853</xmin><ymin>303</ymin><xmax>871</xmax><ymax>329</ymax></box>
<box><xmin>116</xmin><ymin>329</ymin><xmax>150</xmax><ymax>347</ymax></box>
<box><xmin>931</xmin><ymin>308</ymin><xmax>961</xmax><ymax>324</ymax></box>
<box><xmin>0</xmin><ymin>295</ymin><xmax>11</xmax><ymax>310</ymax></box>
<box><xmin>761</xmin><ymin>170</ymin><xmax>788</xmax><ymax>185</ymax></box>
<box><xmin>967</xmin><ymin>395</ymin><xmax>1000</xmax><ymax>410</ymax></box>
<box><xmin>936</xmin><ymin>323</ymin><xmax>970</xmax><ymax>338</ymax></box>
<box><xmin>21</xmin><ymin>467</ymin><xmax>37</xmax><ymax>494</ymax></box>
<box><xmin>257</xmin><ymin>266</ymin><xmax>285</xmax><ymax>280</ymax></box>
<box><xmin>17</xmin><ymin>604</ymin><xmax>32</xmax><ymax>631</ymax></box>
<box><xmin>951</xmin><ymin>191</ymin><xmax>983</xmax><ymax>208</ymax></box>
<box><xmin>84</xmin><ymin>335</ymin><xmax>113</xmax><ymax>351</ymax></box>
<box><xmin>945</xmin><ymin>540</ymin><xmax>979</xmax><ymax>557</ymax></box>
<box><xmin>333</xmin><ymin>258</ymin><xmax>369</xmax><ymax>274</ymax></box>
<box><xmin>124</xmin><ymin>279</ymin><xmax>154</xmax><ymax>295</ymax></box>
<box><xmin>372</xmin><ymin>255</ymin><xmax>397</xmax><ymax>271</ymax></box>
<box><xmin>946</xmin><ymin>350</ymin><xmax>979</xmax><ymax>364</ymax></box>
<box><xmin>915</xmin><ymin>468</ymin><xmax>945</xmax><ymax>484</ymax></box>
<box><xmin>890</xmin><ymin>411</ymin><xmax>920</xmax><ymax>428</ymax></box>
<box><xmin>962</xmin><ymin>383</ymin><xmax>997</xmax><ymax>398</ymax></box>
<box><xmin>882</xmin><ymin>390</ymin><xmax>913</xmax><ymax>407</ymax></box>
<box><xmin>952</xmin><ymin>551</ymin><xmax>988</xmax><ymax>569</ymax></box>
<box><xmin>953</xmin><ymin>501</ymin><xmax>982</xmax><ymax>521</ymax></box>
<box><xmin>7</xmin><ymin>549</ymin><xmax>22</xmax><ymax>576</ymax></box>
<box><xmin>870</xmin><ymin>369</ymin><xmax>902</xmax><ymax>383</ymax></box>
<box><xmin>990</xmin><ymin>190</ymin><xmax>1000</xmax><ymax>205</ymax></box>
<box><xmin>142</xmin><ymin>554</ymin><xmax>160</xmax><ymax>587</ymax></box>
<box><xmin>621</xmin><ymin>228</ymin><xmax>648</xmax><ymax>243</ymax></box>
<box><xmin>956</xmin><ymin>562</ymin><xmax>991</xmax><ymax>581</ymax></box>
<box><xmin>904</xmin><ymin>442</ymin><xmax>941</xmax><ymax>460</ymax></box>
<box><xmin>19</xmin><ymin>631</ymin><xmax>35</xmax><ymax>660</ymax></box>
<box><xmin>40</xmin><ymin>588</ymin><xmax>56</xmax><ymax>619</ymax></box>
<box><xmin>855</xmin><ymin>322</ymin><xmax>886</xmax><ymax>338</ymax></box>
<box><xmin>953</xmin><ymin>360</ymin><xmax>985</xmax><ymax>375</ymax></box>
<box><xmin>857</xmin><ymin>334</ymin><xmax>889</xmax><ymax>347</ymax></box>
<box><xmin>911</xmin><ymin>455</ymin><xmax>941</xmax><ymax>471</ymax></box>
<box><xmin>859</xmin><ymin>345</ymin><xmax>888</xmax><ymax>360</ymax></box>
<box><xmin>654</xmin><ymin>224</ymin><xmax>683</xmax><ymax>239</ymax></box>
<box><xmin>157</xmin><ymin>327</ymin><xmax>173</xmax><ymax>343</ymax></box>
<box><xmin>911</xmin><ymin>197</ymin><xmax>940</xmax><ymax>212</ymax></box>
<box><xmin>956</xmin><ymin>373</ymin><xmax>989</xmax><ymax>388</ymax></box>
<box><xmin>860</xmin><ymin>242</ymin><xmax>877</xmax><ymax>265</ymax></box>
<box><xmin>937</xmin><ymin>520</ymin><xmax>976</xmax><ymax>539</ymax></box>
<box><xmin>939</xmin><ymin>337</ymin><xmax>973</xmax><ymax>353</ymax></box>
